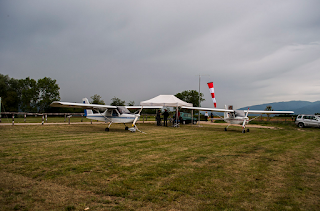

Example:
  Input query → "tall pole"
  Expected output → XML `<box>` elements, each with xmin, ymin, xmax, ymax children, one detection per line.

<box><xmin>197</xmin><ymin>75</ymin><xmax>209</xmax><ymax>126</ymax></box>
<box><xmin>0</xmin><ymin>97</ymin><xmax>1</xmax><ymax>123</ymax></box>
<box><xmin>198</xmin><ymin>75</ymin><xmax>201</xmax><ymax>125</ymax></box>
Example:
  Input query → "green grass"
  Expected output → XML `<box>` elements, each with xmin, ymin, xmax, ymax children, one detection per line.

<box><xmin>0</xmin><ymin>116</ymin><xmax>91</xmax><ymax>124</ymax></box>
<box><xmin>1</xmin><ymin>116</ymin><xmax>157</xmax><ymax>124</ymax></box>
<box><xmin>0</xmin><ymin>122</ymin><xmax>320</xmax><ymax>210</ymax></box>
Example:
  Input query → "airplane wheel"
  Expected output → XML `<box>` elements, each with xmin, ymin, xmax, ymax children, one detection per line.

<box><xmin>224</xmin><ymin>128</ymin><xmax>227</xmax><ymax>131</ymax></box>
<box><xmin>242</xmin><ymin>129</ymin><xmax>246</xmax><ymax>133</ymax></box>
<box><xmin>125</xmin><ymin>127</ymin><xmax>128</xmax><ymax>130</ymax></box>
<box><xmin>247</xmin><ymin>129</ymin><xmax>250</xmax><ymax>132</ymax></box>
<box><xmin>105</xmin><ymin>128</ymin><xmax>109</xmax><ymax>132</ymax></box>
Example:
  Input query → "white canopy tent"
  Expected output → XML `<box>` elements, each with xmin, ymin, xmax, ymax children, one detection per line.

<box><xmin>140</xmin><ymin>95</ymin><xmax>193</xmax><ymax>107</ymax></box>
<box><xmin>140</xmin><ymin>95</ymin><xmax>193</xmax><ymax>126</ymax></box>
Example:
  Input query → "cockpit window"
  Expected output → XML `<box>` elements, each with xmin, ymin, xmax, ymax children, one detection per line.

<box><xmin>117</xmin><ymin>106</ymin><xmax>131</xmax><ymax>114</ymax></box>
<box><xmin>234</xmin><ymin>110</ymin><xmax>245</xmax><ymax>117</ymax></box>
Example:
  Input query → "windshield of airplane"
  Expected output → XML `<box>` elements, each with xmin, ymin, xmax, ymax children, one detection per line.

<box><xmin>117</xmin><ymin>106</ymin><xmax>131</xmax><ymax>114</ymax></box>
<box><xmin>234</xmin><ymin>110</ymin><xmax>245</xmax><ymax>117</ymax></box>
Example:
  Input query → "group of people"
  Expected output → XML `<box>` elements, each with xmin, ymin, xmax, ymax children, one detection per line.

<box><xmin>156</xmin><ymin>110</ymin><xmax>215</xmax><ymax>126</ymax></box>
<box><xmin>156</xmin><ymin>109</ymin><xmax>170</xmax><ymax>126</ymax></box>
<box><xmin>204</xmin><ymin>112</ymin><xmax>214</xmax><ymax>122</ymax></box>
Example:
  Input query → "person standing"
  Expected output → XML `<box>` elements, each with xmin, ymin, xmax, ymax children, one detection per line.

<box><xmin>205</xmin><ymin>112</ymin><xmax>209</xmax><ymax>121</ymax></box>
<box><xmin>156</xmin><ymin>110</ymin><xmax>161</xmax><ymax>126</ymax></box>
<box><xmin>162</xmin><ymin>109</ymin><xmax>169</xmax><ymax>126</ymax></box>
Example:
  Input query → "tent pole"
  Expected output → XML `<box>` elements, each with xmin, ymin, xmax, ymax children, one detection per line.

<box><xmin>191</xmin><ymin>109</ymin><xmax>193</xmax><ymax>124</ymax></box>
<box><xmin>176</xmin><ymin>106</ymin><xmax>178</xmax><ymax>127</ymax></box>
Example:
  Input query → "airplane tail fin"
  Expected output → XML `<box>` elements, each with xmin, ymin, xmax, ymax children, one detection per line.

<box><xmin>207</xmin><ymin>82</ymin><xmax>216</xmax><ymax>108</ymax></box>
<box><xmin>82</xmin><ymin>98</ymin><xmax>93</xmax><ymax>116</ymax></box>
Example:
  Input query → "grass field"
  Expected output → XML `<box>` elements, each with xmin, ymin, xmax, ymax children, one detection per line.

<box><xmin>0</xmin><ymin>116</ymin><xmax>157</xmax><ymax>124</ymax></box>
<box><xmin>0</xmin><ymin>122</ymin><xmax>319</xmax><ymax>210</ymax></box>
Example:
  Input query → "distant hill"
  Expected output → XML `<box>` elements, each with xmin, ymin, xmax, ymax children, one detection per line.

<box><xmin>238</xmin><ymin>101</ymin><xmax>320</xmax><ymax>115</ymax></box>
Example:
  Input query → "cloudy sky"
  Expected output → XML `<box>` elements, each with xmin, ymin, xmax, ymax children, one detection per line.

<box><xmin>1</xmin><ymin>0</ymin><xmax>320</xmax><ymax>109</ymax></box>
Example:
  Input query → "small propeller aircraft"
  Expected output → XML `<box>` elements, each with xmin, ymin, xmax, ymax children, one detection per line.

<box><xmin>181</xmin><ymin>82</ymin><xmax>294</xmax><ymax>133</ymax></box>
<box><xmin>50</xmin><ymin>98</ymin><xmax>162</xmax><ymax>132</ymax></box>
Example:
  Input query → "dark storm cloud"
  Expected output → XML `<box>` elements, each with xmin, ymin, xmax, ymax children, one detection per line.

<box><xmin>1</xmin><ymin>0</ymin><xmax>320</xmax><ymax>108</ymax></box>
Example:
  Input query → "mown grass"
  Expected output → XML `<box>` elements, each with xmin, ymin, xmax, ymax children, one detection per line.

<box><xmin>0</xmin><ymin>116</ymin><xmax>92</xmax><ymax>124</ymax></box>
<box><xmin>1</xmin><ymin>116</ymin><xmax>158</xmax><ymax>124</ymax></box>
<box><xmin>0</xmin><ymin>122</ymin><xmax>319</xmax><ymax>210</ymax></box>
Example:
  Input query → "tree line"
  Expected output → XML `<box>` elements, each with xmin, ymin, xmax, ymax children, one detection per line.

<box><xmin>0</xmin><ymin>74</ymin><xmax>60</xmax><ymax>113</ymax></box>
<box><xmin>1</xmin><ymin>74</ymin><xmax>204</xmax><ymax>113</ymax></box>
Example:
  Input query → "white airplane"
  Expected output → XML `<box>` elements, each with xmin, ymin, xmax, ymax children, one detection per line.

<box><xmin>181</xmin><ymin>82</ymin><xmax>294</xmax><ymax>133</ymax></box>
<box><xmin>50</xmin><ymin>98</ymin><xmax>162</xmax><ymax>132</ymax></box>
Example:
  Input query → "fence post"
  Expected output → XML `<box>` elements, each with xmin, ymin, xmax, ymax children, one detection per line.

<box><xmin>64</xmin><ymin>114</ymin><xmax>66</xmax><ymax>122</ymax></box>
<box><xmin>12</xmin><ymin>114</ymin><xmax>14</xmax><ymax>126</ymax></box>
<box><xmin>24</xmin><ymin>114</ymin><xmax>26</xmax><ymax>122</ymax></box>
<box><xmin>42</xmin><ymin>115</ymin><xmax>44</xmax><ymax>125</ymax></box>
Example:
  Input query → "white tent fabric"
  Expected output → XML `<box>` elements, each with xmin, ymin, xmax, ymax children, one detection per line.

<box><xmin>140</xmin><ymin>95</ymin><xmax>193</xmax><ymax>107</ymax></box>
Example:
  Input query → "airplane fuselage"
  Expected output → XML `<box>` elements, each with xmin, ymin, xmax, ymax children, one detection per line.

<box><xmin>86</xmin><ymin>114</ymin><xmax>136</xmax><ymax>124</ymax></box>
<box><xmin>224</xmin><ymin>117</ymin><xmax>249</xmax><ymax>125</ymax></box>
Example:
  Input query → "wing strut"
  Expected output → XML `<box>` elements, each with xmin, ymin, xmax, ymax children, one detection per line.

<box><xmin>128</xmin><ymin>107</ymin><xmax>146</xmax><ymax>133</ymax></box>
<box><xmin>241</xmin><ymin>108</ymin><xmax>250</xmax><ymax>133</ymax></box>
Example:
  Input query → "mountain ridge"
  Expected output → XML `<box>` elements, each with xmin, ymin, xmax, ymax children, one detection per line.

<box><xmin>237</xmin><ymin>100</ymin><xmax>320</xmax><ymax>114</ymax></box>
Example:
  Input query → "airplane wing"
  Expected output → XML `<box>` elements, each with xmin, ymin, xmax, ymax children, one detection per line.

<box><xmin>181</xmin><ymin>106</ymin><xmax>234</xmax><ymax>112</ymax></box>
<box><xmin>244</xmin><ymin>110</ymin><xmax>294</xmax><ymax>114</ymax></box>
<box><xmin>182</xmin><ymin>106</ymin><xmax>294</xmax><ymax>114</ymax></box>
<box><xmin>50</xmin><ymin>101</ymin><xmax>117</xmax><ymax>110</ymax></box>
<box><xmin>126</xmin><ymin>106</ymin><xmax>163</xmax><ymax>109</ymax></box>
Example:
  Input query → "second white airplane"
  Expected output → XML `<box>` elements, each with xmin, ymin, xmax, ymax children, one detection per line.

<box><xmin>181</xmin><ymin>82</ymin><xmax>294</xmax><ymax>133</ymax></box>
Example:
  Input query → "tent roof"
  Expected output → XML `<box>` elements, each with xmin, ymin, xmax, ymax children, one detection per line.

<box><xmin>140</xmin><ymin>95</ymin><xmax>193</xmax><ymax>107</ymax></box>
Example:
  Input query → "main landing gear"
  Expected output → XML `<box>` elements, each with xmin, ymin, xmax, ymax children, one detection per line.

<box><xmin>242</xmin><ymin>128</ymin><xmax>250</xmax><ymax>133</ymax></box>
<box><xmin>104</xmin><ymin>125</ymin><xmax>132</xmax><ymax>132</ymax></box>
<box><xmin>224</xmin><ymin>125</ymin><xmax>250</xmax><ymax>133</ymax></box>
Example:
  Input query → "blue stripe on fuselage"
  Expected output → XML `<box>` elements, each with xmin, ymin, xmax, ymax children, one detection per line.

<box><xmin>87</xmin><ymin>116</ymin><xmax>135</xmax><ymax>119</ymax></box>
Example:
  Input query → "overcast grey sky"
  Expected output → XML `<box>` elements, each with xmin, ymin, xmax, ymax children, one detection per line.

<box><xmin>1</xmin><ymin>0</ymin><xmax>320</xmax><ymax>108</ymax></box>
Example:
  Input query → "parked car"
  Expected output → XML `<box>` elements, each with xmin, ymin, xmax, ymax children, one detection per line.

<box><xmin>295</xmin><ymin>114</ymin><xmax>320</xmax><ymax>128</ymax></box>
<box><xmin>180</xmin><ymin>112</ymin><xmax>197</xmax><ymax>124</ymax></box>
